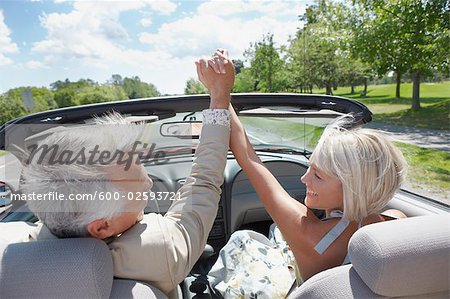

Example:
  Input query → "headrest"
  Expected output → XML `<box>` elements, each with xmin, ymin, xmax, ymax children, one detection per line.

<box><xmin>0</xmin><ymin>238</ymin><xmax>113</xmax><ymax>298</ymax></box>
<box><xmin>349</xmin><ymin>215</ymin><xmax>450</xmax><ymax>297</ymax></box>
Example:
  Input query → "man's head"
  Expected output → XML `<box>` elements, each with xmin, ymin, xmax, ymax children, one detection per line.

<box><xmin>22</xmin><ymin>113</ymin><xmax>152</xmax><ymax>239</ymax></box>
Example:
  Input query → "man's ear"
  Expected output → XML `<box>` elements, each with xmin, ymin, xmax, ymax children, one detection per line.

<box><xmin>87</xmin><ymin>218</ymin><xmax>114</xmax><ymax>239</ymax></box>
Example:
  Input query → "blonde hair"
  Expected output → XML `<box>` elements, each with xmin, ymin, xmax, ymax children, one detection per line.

<box><xmin>310</xmin><ymin>115</ymin><xmax>407</xmax><ymax>222</ymax></box>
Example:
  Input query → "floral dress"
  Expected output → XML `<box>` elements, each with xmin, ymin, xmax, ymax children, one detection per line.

<box><xmin>208</xmin><ymin>211</ymin><xmax>354</xmax><ymax>298</ymax></box>
<box><xmin>208</xmin><ymin>225</ymin><xmax>298</xmax><ymax>299</ymax></box>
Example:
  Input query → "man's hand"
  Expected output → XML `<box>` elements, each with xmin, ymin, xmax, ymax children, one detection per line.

<box><xmin>196</xmin><ymin>49</ymin><xmax>235</xmax><ymax>109</ymax></box>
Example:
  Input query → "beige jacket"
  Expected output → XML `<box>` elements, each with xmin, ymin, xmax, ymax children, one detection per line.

<box><xmin>0</xmin><ymin>123</ymin><xmax>230</xmax><ymax>297</ymax></box>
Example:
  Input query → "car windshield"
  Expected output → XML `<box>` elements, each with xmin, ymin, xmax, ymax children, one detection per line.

<box><xmin>139</xmin><ymin>109</ymin><xmax>335</xmax><ymax>157</ymax></box>
<box><xmin>138</xmin><ymin>108</ymin><xmax>448</xmax><ymax>206</ymax></box>
<box><xmin>240</xmin><ymin>116</ymin><xmax>327</xmax><ymax>153</ymax></box>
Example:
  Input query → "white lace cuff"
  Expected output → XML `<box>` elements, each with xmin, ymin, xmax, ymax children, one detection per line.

<box><xmin>202</xmin><ymin>109</ymin><xmax>230</xmax><ymax>128</ymax></box>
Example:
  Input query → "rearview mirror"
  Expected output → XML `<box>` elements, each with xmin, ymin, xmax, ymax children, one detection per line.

<box><xmin>160</xmin><ymin>121</ymin><xmax>203</xmax><ymax>138</ymax></box>
<box><xmin>0</xmin><ymin>181</ymin><xmax>12</xmax><ymax>208</ymax></box>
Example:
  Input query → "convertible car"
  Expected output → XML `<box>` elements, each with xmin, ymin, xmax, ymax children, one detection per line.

<box><xmin>0</xmin><ymin>93</ymin><xmax>448</xmax><ymax>298</ymax></box>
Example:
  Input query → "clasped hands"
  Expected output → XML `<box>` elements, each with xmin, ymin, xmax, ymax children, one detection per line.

<box><xmin>196</xmin><ymin>49</ymin><xmax>235</xmax><ymax>109</ymax></box>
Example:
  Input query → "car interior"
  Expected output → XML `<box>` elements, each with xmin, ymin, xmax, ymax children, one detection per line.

<box><xmin>0</xmin><ymin>93</ymin><xmax>449</xmax><ymax>298</ymax></box>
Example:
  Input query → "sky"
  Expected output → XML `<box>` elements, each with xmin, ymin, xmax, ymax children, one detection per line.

<box><xmin>0</xmin><ymin>0</ymin><xmax>310</xmax><ymax>95</ymax></box>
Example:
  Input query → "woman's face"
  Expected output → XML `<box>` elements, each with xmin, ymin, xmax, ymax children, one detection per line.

<box><xmin>301</xmin><ymin>163</ymin><xmax>343</xmax><ymax>213</ymax></box>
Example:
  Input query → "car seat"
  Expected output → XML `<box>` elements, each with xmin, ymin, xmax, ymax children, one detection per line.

<box><xmin>289</xmin><ymin>215</ymin><xmax>450</xmax><ymax>298</ymax></box>
<box><xmin>0</xmin><ymin>238</ymin><xmax>168</xmax><ymax>298</ymax></box>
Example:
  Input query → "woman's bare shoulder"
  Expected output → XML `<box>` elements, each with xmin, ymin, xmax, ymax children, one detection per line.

<box><xmin>363</xmin><ymin>209</ymin><xmax>407</xmax><ymax>226</ymax></box>
<box><xmin>380</xmin><ymin>209</ymin><xmax>407</xmax><ymax>219</ymax></box>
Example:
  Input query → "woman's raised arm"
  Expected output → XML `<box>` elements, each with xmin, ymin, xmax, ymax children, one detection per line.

<box><xmin>228</xmin><ymin>104</ymin><xmax>318</xmax><ymax>238</ymax></box>
<box><xmin>202</xmin><ymin>49</ymin><xmax>321</xmax><ymax>255</ymax></box>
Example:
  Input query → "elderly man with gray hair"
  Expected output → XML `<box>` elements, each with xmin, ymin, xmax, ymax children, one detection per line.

<box><xmin>0</xmin><ymin>54</ymin><xmax>235</xmax><ymax>297</ymax></box>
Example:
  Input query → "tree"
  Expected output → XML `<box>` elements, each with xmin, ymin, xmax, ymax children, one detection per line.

<box><xmin>50</xmin><ymin>78</ymin><xmax>95</xmax><ymax>91</ymax></box>
<box><xmin>232</xmin><ymin>59</ymin><xmax>245</xmax><ymax>74</ymax></box>
<box><xmin>77</xmin><ymin>86</ymin><xmax>128</xmax><ymax>105</ymax></box>
<box><xmin>245</xmin><ymin>33</ymin><xmax>285</xmax><ymax>92</ymax></box>
<box><xmin>184</xmin><ymin>78</ymin><xmax>207</xmax><ymax>95</ymax></box>
<box><xmin>285</xmin><ymin>35</ymin><xmax>307</xmax><ymax>93</ymax></box>
<box><xmin>54</xmin><ymin>89</ymin><xmax>78</xmax><ymax>108</ymax></box>
<box><xmin>122</xmin><ymin>76</ymin><xmax>160</xmax><ymax>99</ymax></box>
<box><xmin>233</xmin><ymin>68</ymin><xmax>257</xmax><ymax>93</ymax></box>
<box><xmin>51</xmin><ymin>78</ymin><xmax>128</xmax><ymax>107</ymax></box>
<box><xmin>5</xmin><ymin>87</ymin><xmax>57</xmax><ymax>112</ymax></box>
<box><xmin>50</xmin><ymin>78</ymin><xmax>71</xmax><ymax>91</ymax></box>
<box><xmin>353</xmin><ymin>0</ymin><xmax>449</xmax><ymax>109</ymax></box>
<box><xmin>338</xmin><ymin>57</ymin><xmax>372</xmax><ymax>94</ymax></box>
<box><xmin>0</xmin><ymin>93</ymin><xmax>27</xmax><ymax>125</ymax></box>
<box><xmin>0</xmin><ymin>87</ymin><xmax>57</xmax><ymax>124</ymax></box>
<box><xmin>109</xmin><ymin>74</ymin><xmax>123</xmax><ymax>86</ymax></box>
<box><xmin>311</xmin><ymin>40</ymin><xmax>340</xmax><ymax>95</ymax></box>
<box><xmin>351</xmin><ymin>3</ymin><xmax>409</xmax><ymax>98</ymax></box>
<box><xmin>287</xmin><ymin>0</ymin><xmax>354</xmax><ymax>94</ymax></box>
<box><xmin>289</xmin><ymin>25</ymin><xmax>340</xmax><ymax>95</ymax></box>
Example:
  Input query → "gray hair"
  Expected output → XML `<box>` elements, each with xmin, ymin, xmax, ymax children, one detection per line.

<box><xmin>22</xmin><ymin>112</ymin><xmax>146</xmax><ymax>237</ymax></box>
<box><xmin>310</xmin><ymin>115</ymin><xmax>407</xmax><ymax>222</ymax></box>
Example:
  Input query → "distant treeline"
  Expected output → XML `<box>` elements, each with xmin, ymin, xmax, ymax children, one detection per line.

<box><xmin>0</xmin><ymin>75</ymin><xmax>159</xmax><ymax>124</ymax></box>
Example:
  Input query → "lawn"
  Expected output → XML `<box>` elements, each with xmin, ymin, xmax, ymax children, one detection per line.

<box><xmin>375</xmin><ymin>100</ymin><xmax>449</xmax><ymax>130</ymax></box>
<box><xmin>396</xmin><ymin>142</ymin><xmax>450</xmax><ymax>203</ymax></box>
<box><xmin>313</xmin><ymin>81</ymin><xmax>450</xmax><ymax>130</ymax></box>
<box><xmin>240</xmin><ymin>116</ymin><xmax>325</xmax><ymax>151</ymax></box>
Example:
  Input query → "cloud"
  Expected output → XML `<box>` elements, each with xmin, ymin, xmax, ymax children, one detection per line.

<box><xmin>52</xmin><ymin>0</ymin><xmax>177</xmax><ymax>14</ymax></box>
<box><xmin>197</xmin><ymin>0</ymin><xmax>304</xmax><ymax>17</ymax></box>
<box><xmin>32</xmin><ymin>2</ymin><xmax>142</xmax><ymax>61</ymax></box>
<box><xmin>142</xmin><ymin>0</ymin><xmax>177</xmax><ymax>15</ymax></box>
<box><xmin>32</xmin><ymin>1</ymin><xmax>179</xmax><ymax>64</ymax></box>
<box><xmin>26</xmin><ymin>0</ymin><xmax>305</xmax><ymax>94</ymax></box>
<box><xmin>139</xmin><ymin>14</ymin><xmax>300</xmax><ymax>59</ymax></box>
<box><xmin>0</xmin><ymin>10</ymin><xmax>19</xmax><ymax>66</ymax></box>
<box><xmin>135</xmin><ymin>1</ymin><xmax>305</xmax><ymax>93</ymax></box>
<box><xmin>140</xmin><ymin>18</ymin><xmax>153</xmax><ymax>27</ymax></box>
<box><xmin>22</xmin><ymin>60</ymin><xmax>48</xmax><ymax>70</ymax></box>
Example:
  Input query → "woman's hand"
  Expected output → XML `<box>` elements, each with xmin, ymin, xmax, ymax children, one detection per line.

<box><xmin>195</xmin><ymin>49</ymin><xmax>235</xmax><ymax>109</ymax></box>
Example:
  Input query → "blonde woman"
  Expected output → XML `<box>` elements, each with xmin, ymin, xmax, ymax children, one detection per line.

<box><xmin>199</xmin><ymin>50</ymin><xmax>408</xmax><ymax>298</ymax></box>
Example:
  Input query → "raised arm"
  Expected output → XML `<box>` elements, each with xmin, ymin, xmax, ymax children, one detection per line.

<box><xmin>208</xmin><ymin>50</ymin><xmax>320</xmax><ymax>248</ymax></box>
<box><xmin>228</xmin><ymin>105</ymin><xmax>315</xmax><ymax>231</ymax></box>
<box><xmin>108</xmin><ymin>55</ymin><xmax>234</xmax><ymax>295</ymax></box>
<box><xmin>160</xmin><ymin>56</ymin><xmax>235</xmax><ymax>286</ymax></box>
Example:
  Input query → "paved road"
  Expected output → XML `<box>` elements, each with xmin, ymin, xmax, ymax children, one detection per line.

<box><xmin>366</xmin><ymin>122</ymin><xmax>450</xmax><ymax>152</ymax></box>
<box><xmin>366</xmin><ymin>122</ymin><xmax>449</xmax><ymax>205</ymax></box>
<box><xmin>0</xmin><ymin>154</ymin><xmax>22</xmax><ymax>190</ymax></box>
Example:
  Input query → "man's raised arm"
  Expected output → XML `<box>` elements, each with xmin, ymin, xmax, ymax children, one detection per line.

<box><xmin>108</xmin><ymin>53</ymin><xmax>235</xmax><ymax>296</ymax></box>
<box><xmin>161</xmin><ymin>54</ymin><xmax>235</xmax><ymax>286</ymax></box>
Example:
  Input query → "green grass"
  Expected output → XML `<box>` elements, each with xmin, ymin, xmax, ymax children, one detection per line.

<box><xmin>396</xmin><ymin>142</ymin><xmax>450</xmax><ymax>192</ymax></box>
<box><xmin>312</xmin><ymin>81</ymin><xmax>450</xmax><ymax>130</ymax></box>
<box><xmin>376</xmin><ymin>100</ymin><xmax>449</xmax><ymax>130</ymax></box>
<box><xmin>0</xmin><ymin>151</ymin><xmax>6</xmax><ymax>157</ymax></box>
<box><xmin>240</xmin><ymin>117</ymin><xmax>325</xmax><ymax>151</ymax></box>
